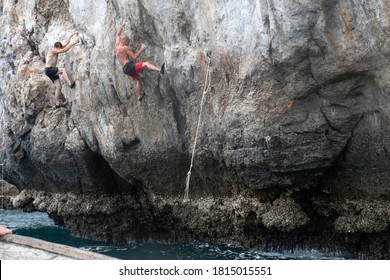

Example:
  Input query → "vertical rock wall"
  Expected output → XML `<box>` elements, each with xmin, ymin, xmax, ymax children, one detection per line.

<box><xmin>1</xmin><ymin>0</ymin><xmax>390</xmax><ymax>258</ymax></box>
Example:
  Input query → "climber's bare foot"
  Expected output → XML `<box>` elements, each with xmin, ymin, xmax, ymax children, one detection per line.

<box><xmin>0</xmin><ymin>225</ymin><xmax>12</xmax><ymax>236</ymax></box>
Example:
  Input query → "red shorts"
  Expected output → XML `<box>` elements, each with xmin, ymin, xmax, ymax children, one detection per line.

<box><xmin>132</xmin><ymin>62</ymin><xmax>144</xmax><ymax>80</ymax></box>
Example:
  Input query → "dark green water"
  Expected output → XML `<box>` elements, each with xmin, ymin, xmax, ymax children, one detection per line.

<box><xmin>0</xmin><ymin>209</ymin><xmax>346</xmax><ymax>260</ymax></box>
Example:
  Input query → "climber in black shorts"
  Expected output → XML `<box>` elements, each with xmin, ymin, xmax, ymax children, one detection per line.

<box><xmin>44</xmin><ymin>32</ymin><xmax>79</xmax><ymax>108</ymax></box>
<box><xmin>44</xmin><ymin>67</ymin><xmax>60</xmax><ymax>83</ymax></box>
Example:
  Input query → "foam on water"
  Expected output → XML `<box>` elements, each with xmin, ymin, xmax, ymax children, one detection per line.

<box><xmin>1</xmin><ymin>210</ymin><xmax>348</xmax><ymax>260</ymax></box>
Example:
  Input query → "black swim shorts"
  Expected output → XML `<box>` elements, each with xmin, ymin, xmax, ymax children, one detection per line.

<box><xmin>123</xmin><ymin>61</ymin><xmax>136</xmax><ymax>77</ymax></box>
<box><xmin>44</xmin><ymin>67</ymin><xmax>60</xmax><ymax>83</ymax></box>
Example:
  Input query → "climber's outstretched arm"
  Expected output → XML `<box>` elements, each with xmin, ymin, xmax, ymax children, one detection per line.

<box><xmin>51</xmin><ymin>38</ymin><xmax>79</xmax><ymax>54</ymax></box>
<box><xmin>116</xmin><ymin>19</ymin><xmax>126</xmax><ymax>45</ymax></box>
<box><xmin>61</xmin><ymin>32</ymin><xmax>78</xmax><ymax>48</ymax></box>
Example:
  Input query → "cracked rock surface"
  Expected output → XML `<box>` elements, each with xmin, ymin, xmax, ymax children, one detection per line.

<box><xmin>1</xmin><ymin>0</ymin><xmax>390</xmax><ymax>258</ymax></box>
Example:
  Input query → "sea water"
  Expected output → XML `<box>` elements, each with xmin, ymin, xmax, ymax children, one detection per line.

<box><xmin>0</xmin><ymin>209</ymin><xmax>347</xmax><ymax>260</ymax></box>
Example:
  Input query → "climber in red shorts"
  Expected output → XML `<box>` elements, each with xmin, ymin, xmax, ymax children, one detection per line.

<box><xmin>115</xmin><ymin>19</ymin><xmax>164</xmax><ymax>101</ymax></box>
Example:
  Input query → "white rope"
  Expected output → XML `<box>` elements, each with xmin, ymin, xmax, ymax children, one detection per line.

<box><xmin>184</xmin><ymin>56</ymin><xmax>212</xmax><ymax>202</ymax></box>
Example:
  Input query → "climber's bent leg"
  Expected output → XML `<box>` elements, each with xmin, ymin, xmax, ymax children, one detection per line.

<box><xmin>53</xmin><ymin>79</ymin><xmax>63</xmax><ymax>106</ymax></box>
<box><xmin>134</xmin><ymin>77</ymin><xmax>143</xmax><ymax>101</ymax></box>
<box><xmin>142</xmin><ymin>61</ymin><xmax>162</xmax><ymax>73</ymax></box>
<box><xmin>58</xmin><ymin>67</ymin><xmax>76</xmax><ymax>88</ymax></box>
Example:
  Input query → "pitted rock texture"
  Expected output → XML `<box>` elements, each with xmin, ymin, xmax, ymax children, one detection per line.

<box><xmin>1</xmin><ymin>0</ymin><xmax>390</xmax><ymax>258</ymax></box>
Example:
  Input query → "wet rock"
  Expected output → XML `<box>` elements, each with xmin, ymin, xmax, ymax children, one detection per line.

<box><xmin>261</xmin><ymin>197</ymin><xmax>309</xmax><ymax>231</ymax></box>
<box><xmin>334</xmin><ymin>200</ymin><xmax>390</xmax><ymax>234</ymax></box>
<box><xmin>0</xmin><ymin>181</ymin><xmax>19</xmax><ymax>209</ymax></box>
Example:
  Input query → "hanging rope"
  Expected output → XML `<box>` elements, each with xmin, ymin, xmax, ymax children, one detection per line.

<box><xmin>184</xmin><ymin>52</ymin><xmax>212</xmax><ymax>202</ymax></box>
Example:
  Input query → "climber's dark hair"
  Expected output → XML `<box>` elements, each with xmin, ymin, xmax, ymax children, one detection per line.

<box><xmin>54</xmin><ymin>42</ymin><xmax>63</xmax><ymax>48</ymax></box>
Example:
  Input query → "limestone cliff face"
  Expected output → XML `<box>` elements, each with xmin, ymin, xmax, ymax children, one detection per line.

<box><xmin>1</xmin><ymin>0</ymin><xmax>390</xmax><ymax>258</ymax></box>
